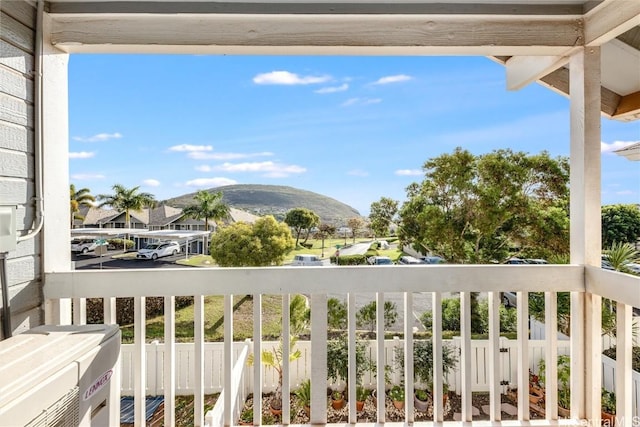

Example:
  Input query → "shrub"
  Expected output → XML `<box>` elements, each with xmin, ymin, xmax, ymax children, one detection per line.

<box><xmin>86</xmin><ymin>296</ymin><xmax>194</xmax><ymax>324</ymax></box>
<box><xmin>107</xmin><ymin>238</ymin><xmax>134</xmax><ymax>250</ymax></box>
<box><xmin>330</xmin><ymin>254</ymin><xmax>368</xmax><ymax>265</ymax></box>
<box><xmin>356</xmin><ymin>301</ymin><xmax>398</xmax><ymax>333</ymax></box>
<box><xmin>420</xmin><ymin>298</ymin><xmax>461</xmax><ymax>332</ymax></box>
<box><xmin>328</xmin><ymin>297</ymin><xmax>347</xmax><ymax>330</ymax></box>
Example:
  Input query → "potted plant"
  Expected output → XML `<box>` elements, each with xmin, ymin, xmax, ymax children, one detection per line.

<box><xmin>331</xmin><ymin>390</ymin><xmax>345</xmax><ymax>410</ymax></box>
<box><xmin>248</xmin><ymin>337</ymin><xmax>302</xmax><ymax>416</ymax></box>
<box><xmin>294</xmin><ymin>379</ymin><xmax>311</xmax><ymax>417</ymax></box>
<box><xmin>355</xmin><ymin>386</ymin><xmax>369</xmax><ymax>412</ymax></box>
<box><xmin>601</xmin><ymin>388</ymin><xmax>616</xmax><ymax>424</ymax></box>
<box><xmin>388</xmin><ymin>385</ymin><xmax>405</xmax><ymax>409</ymax></box>
<box><xmin>239</xmin><ymin>407</ymin><xmax>253</xmax><ymax>425</ymax></box>
<box><xmin>538</xmin><ymin>355</ymin><xmax>570</xmax><ymax>415</ymax></box>
<box><xmin>326</xmin><ymin>336</ymin><xmax>374</xmax><ymax>408</ymax></box>
<box><xmin>414</xmin><ymin>387</ymin><xmax>430</xmax><ymax>412</ymax></box>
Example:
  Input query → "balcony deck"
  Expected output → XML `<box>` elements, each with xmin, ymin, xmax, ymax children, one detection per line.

<box><xmin>44</xmin><ymin>263</ymin><xmax>640</xmax><ymax>427</ymax></box>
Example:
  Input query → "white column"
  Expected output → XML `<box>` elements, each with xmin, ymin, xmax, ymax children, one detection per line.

<box><xmin>195</xmin><ymin>295</ymin><xmax>205</xmax><ymax>427</ymax></box>
<box><xmin>616</xmin><ymin>302</ymin><xmax>633</xmax><ymax>426</ymax></box>
<box><xmin>375</xmin><ymin>292</ymin><xmax>385</xmax><ymax>422</ymax></box>
<box><xmin>516</xmin><ymin>291</ymin><xmax>529</xmax><ymax>420</ymax></box>
<box><xmin>569</xmin><ymin>47</ymin><xmax>601</xmax><ymax>422</ymax></box>
<box><xmin>42</xmin><ymin>11</ymin><xmax>71</xmax><ymax>325</ymax></box>
<box><xmin>460</xmin><ymin>292</ymin><xmax>472</xmax><ymax>422</ymax></box>
<box><xmin>253</xmin><ymin>294</ymin><xmax>263</xmax><ymax>424</ymax></box>
<box><xmin>134</xmin><ymin>297</ymin><xmax>146</xmax><ymax>427</ymax></box>
<box><xmin>310</xmin><ymin>294</ymin><xmax>327</xmax><ymax>424</ymax></box>
<box><xmin>488</xmin><ymin>291</ymin><xmax>501</xmax><ymax>421</ymax></box>
<box><xmin>164</xmin><ymin>296</ymin><xmax>175</xmax><ymax>427</ymax></box>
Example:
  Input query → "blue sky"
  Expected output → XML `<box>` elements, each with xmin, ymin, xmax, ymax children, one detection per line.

<box><xmin>68</xmin><ymin>55</ymin><xmax>639</xmax><ymax>215</ymax></box>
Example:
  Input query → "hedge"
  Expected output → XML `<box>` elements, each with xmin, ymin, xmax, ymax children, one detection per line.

<box><xmin>330</xmin><ymin>254</ymin><xmax>368</xmax><ymax>265</ymax></box>
<box><xmin>85</xmin><ymin>296</ymin><xmax>194</xmax><ymax>325</ymax></box>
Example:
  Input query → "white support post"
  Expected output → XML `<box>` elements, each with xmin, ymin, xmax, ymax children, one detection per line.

<box><xmin>616</xmin><ymin>302</ymin><xmax>633</xmax><ymax>426</ymax></box>
<box><xmin>376</xmin><ymin>292</ymin><xmax>385</xmax><ymax>422</ymax></box>
<box><xmin>432</xmin><ymin>292</ymin><xmax>443</xmax><ymax>422</ymax></box>
<box><xmin>164</xmin><ymin>296</ymin><xmax>175</xmax><ymax>427</ymax></box>
<box><xmin>570</xmin><ymin>291</ymin><xmax>585</xmax><ymax>419</ymax></box>
<box><xmin>194</xmin><ymin>295</ymin><xmax>205</xmax><ymax>427</ymax></box>
<box><xmin>222</xmin><ymin>295</ymin><xmax>232</xmax><ymax>427</ymax></box>
<box><xmin>404</xmin><ymin>292</ymin><xmax>414</xmax><ymax>423</ymax></box>
<box><xmin>253</xmin><ymin>294</ymin><xmax>263</xmax><ymax>425</ymax></box>
<box><xmin>134</xmin><ymin>296</ymin><xmax>146</xmax><ymax>427</ymax></box>
<box><xmin>347</xmin><ymin>292</ymin><xmax>356</xmax><ymax>423</ymax></box>
<box><xmin>516</xmin><ymin>291</ymin><xmax>529</xmax><ymax>421</ymax></box>
<box><xmin>460</xmin><ymin>292</ymin><xmax>472</xmax><ymax>422</ymax></box>
<box><xmin>310</xmin><ymin>294</ymin><xmax>327</xmax><ymax>425</ymax></box>
<box><xmin>488</xmin><ymin>291</ymin><xmax>501</xmax><ymax>421</ymax></box>
<box><xmin>569</xmin><ymin>46</ymin><xmax>601</xmax><ymax>422</ymax></box>
<box><xmin>544</xmin><ymin>292</ymin><xmax>558</xmax><ymax>420</ymax></box>
<box><xmin>282</xmin><ymin>294</ymin><xmax>291</xmax><ymax>425</ymax></box>
<box><xmin>72</xmin><ymin>298</ymin><xmax>86</xmax><ymax>325</ymax></box>
<box><xmin>103</xmin><ymin>297</ymin><xmax>116</xmax><ymax>325</ymax></box>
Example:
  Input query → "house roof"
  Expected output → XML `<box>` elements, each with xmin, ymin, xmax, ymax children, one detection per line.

<box><xmin>614</xmin><ymin>141</ymin><xmax>640</xmax><ymax>161</ymax></box>
<box><xmin>46</xmin><ymin>0</ymin><xmax>640</xmax><ymax>122</ymax></box>
<box><xmin>148</xmin><ymin>205</ymin><xmax>184</xmax><ymax>227</ymax></box>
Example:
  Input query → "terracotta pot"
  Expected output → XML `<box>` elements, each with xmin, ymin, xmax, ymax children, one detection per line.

<box><xmin>392</xmin><ymin>399</ymin><xmax>404</xmax><ymax>410</ymax></box>
<box><xmin>303</xmin><ymin>405</ymin><xmax>310</xmax><ymax>417</ymax></box>
<box><xmin>529</xmin><ymin>386</ymin><xmax>545</xmax><ymax>404</ymax></box>
<box><xmin>601</xmin><ymin>411</ymin><xmax>616</xmax><ymax>426</ymax></box>
<box><xmin>331</xmin><ymin>397</ymin><xmax>344</xmax><ymax>410</ymax></box>
<box><xmin>356</xmin><ymin>400</ymin><xmax>365</xmax><ymax>412</ymax></box>
<box><xmin>558</xmin><ymin>405</ymin><xmax>570</xmax><ymax>418</ymax></box>
<box><xmin>270</xmin><ymin>405</ymin><xmax>282</xmax><ymax>417</ymax></box>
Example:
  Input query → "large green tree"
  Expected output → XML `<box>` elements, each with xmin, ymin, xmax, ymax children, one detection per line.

<box><xmin>284</xmin><ymin>208</ymin><xmax>320</xmax><ymax>246</ymax></box>
<box><xmin>398</xmin><ymin>148</ymin><xmax>569</xmax><ymax>263</ymax></box>
<box><xmin>601</xmin><ymin>204</ymin><xmax>640</xmax><ymax>248</ymax></box>
<box><xmin>369</xmin><ymin>197</ymin><xmax>398</xmax><ymax>238</ymax></box>
<box><xmin>182</xmin><ymin>190</ymin><xmax>230</xmax><ymax>231</ymax></box>
<box><xmin>70</xmin><ymin>184</ymin><xmax>95</xmax><ymax>228</ymax></box>
<box><xmin>97</xmin><ymin>184</ymin><xmax>156</xmax><ymax>228</ymax></box>
<box><xmin>209</xmin><ymin>216</ymin><xmax>295</xmax><ymax>266</ymax></box>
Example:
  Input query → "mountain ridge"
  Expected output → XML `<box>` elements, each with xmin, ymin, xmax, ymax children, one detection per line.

<box><xmin>163</xmin><ymin>184</ymin><xmax>361</xmax><ymax>223</ymax></box>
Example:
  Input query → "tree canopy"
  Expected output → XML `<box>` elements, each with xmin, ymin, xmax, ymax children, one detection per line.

<box><xmin>97</xmin><ymin>184</ymin><xmax>156</xmax><ymax>228</ymax></box>
<box><xmin>182</xmin><ymin>190</ymin><xmax>230</xmax><ymax>231</ymax></box>
<box><xmin>369</xmin><ymin>197</ymin><xmax>398</xmax><ymax>238</ymax></box>
<box><xmin>398</xmin><ymin>148</ymin><xmax>570</xmax><ymax>263</ymax></box>
<box><xmin>601</xmin><ymin>204</ymin><xmax>640</xmax><ymax>248</ymax></box>
<box><xmin>284</xmin><ymin>208</ymin><xmax>320</xmax><ymax>246</ymax></box>
<box><xmin>209</xmin><ymin>216</ymin><xmax>295</xmax><ymax>267</ymax></box>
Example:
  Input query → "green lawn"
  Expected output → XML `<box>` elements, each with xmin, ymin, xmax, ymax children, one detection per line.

<box><xmin>120</xmin><ymin>294</ymin><xmax>286</xmax><ymax>343</ymax></box>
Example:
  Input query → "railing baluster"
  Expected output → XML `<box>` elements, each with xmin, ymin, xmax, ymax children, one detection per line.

<box><xmin>432</xmin><ymin>292</ymin><xmax>443</xmax><ymax>422</ymax></box>
<box><xmin>585</xmin><ymin>293</ymin><xmax>602</xmax><ymax>423</ymax></box>
<box><xmin>616</xmin><ymin>301</ymin><xmax>632</xmax><ymax>426</ymax></box>
<box><xmin>164</xmin><ymin>296</ymin><xmax>175</xmax><ymax>427</ymax></box>
<box><xmin>460</xmin><ymin>292</ymin><xmax>472</xmax><ymax>421</ymax></box>
<box><xmin>103</xmin><ymin>297</ymin><xmax>116</xmax><ymax>324</ymax></box>
<box><xmin>545</xmin><ymin>291</ymin><xmax>558</xmax><ymax>420</ymax></box>
<box><xmin>253</xmin><ymin>294</ymin><xmax>263</xmax><ymax>424</ymax></box>
<box><xmin>72</xmin><ymin>297</ymin><xmax>86</xmax><ymax>325</ymax></box>
<box><xmin>516</xmin><ymin>291</ymin><xmax>529</xmax><ymax>420</ymax></box>
<box><xmin>570</xmin><ymin>291</ymin><xmax>585</xmax><ymax>419</ymax></box>
<box><xmin>134</xmin><ymin>296</ymin><xmax>145</xmax><ymax>427</ymax></box>
<box><xmin>376</xmin><ymin>292</ymin><xmax>385</xmax><ymax>422</ymax></box>
<box><xmin>282</xmin><ymin>294</ymin><xmax>291</xmax><ymax>425</ymax></box>
<box><xmin>310</xmin><ymin>294</ymin><xmax>327</xmax><ymax>424</ymax></box>
<box><xmin>194</xmin><ymin>295</ymin><xmax>205</xmax><ymax>426</ymax></box>
<box><xmin>404</xmin><ymin>292</ymin><xmax>414</xmax><ymax>423</ymax></box>
<box><xmin>223</xmin><ymin>295</ymin><xmax>232</xmax><ymax>426</ymax></box>
<box><xmin>488</xmin><ymin>291</ymin><xmax>501</xmax><ymax>421</ymax></box>
<box><xmin>347</xmin><ymin>292</ymin><xmax>356</xmax><ymax>423</ymax></box>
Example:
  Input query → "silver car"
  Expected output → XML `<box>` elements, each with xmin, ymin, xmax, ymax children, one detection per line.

<box><xmin>136</xmin><ymin>241</ymin><xmax>181</xmax><ymax>260</ymax></box>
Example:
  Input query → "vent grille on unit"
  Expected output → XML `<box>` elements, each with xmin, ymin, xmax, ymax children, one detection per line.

<box><xmin>25</xmin><ymin>386</ymin><xmax>80</xmax><ymax>427</ymax></box>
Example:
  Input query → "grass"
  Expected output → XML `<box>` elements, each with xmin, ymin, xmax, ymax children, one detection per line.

<box><xmin>120</xmin><ymin>294</ymin><xmax>286</xmax><ymax>343</ymax></box>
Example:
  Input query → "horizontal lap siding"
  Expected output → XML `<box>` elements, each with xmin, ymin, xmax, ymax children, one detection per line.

<box><xmin>0</xmin><ymin>1</ymin><xmax>40</xmax><ymax>338</ymax></box>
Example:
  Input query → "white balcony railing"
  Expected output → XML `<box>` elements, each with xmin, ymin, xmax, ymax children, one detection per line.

<box><xmin>44</xmin><ymin>264</ymin><xmax>640</xmax><ymax>426</ymax></box>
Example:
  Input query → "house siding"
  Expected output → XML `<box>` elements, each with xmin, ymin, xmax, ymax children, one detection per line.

<box><xmin>0</xmin><ymin>1</ymin><xmax>41</xmax><ymax>338</ymax></box>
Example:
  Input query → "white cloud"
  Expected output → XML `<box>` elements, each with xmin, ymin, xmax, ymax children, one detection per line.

<box><xmin>341</xmin><ymin>98</ymin><xmax>382</xmax><ymax>107</ymax></box>
<box><xmin>69</xmin><ymin>151</ymin><xmax>95</xmax><ymax>159</ymax></box>
<box><xmin>188</xmin><ymin>151</ymin><xmax>274</xmax><ymax>160</ymax></box>
<box><xmin>169</xmin><ymin>144</ymin><xmax>213</xmax><ymax>152</ymax></box>
<box><xmin>71</xmin><ymin>173</ymin><xmax>105</xmax><ymax>180</ymax></box>
<box><xmin>347</xmin><ymin>169</ymin><xmax>369</xmax><ymax>177</ymax></box>
<box><xmin>372</xmin><ymin>74</ymin><xmax>412</xmax><ymax>85</ymax></box>
<box><xmin>142</xmin><ymin>179</ymin><xmax>160</xmax><ymax>187</ymax></box>
<box><xmin>72</xmin><ymin>132</ymin><xmax>122</xmax><ymax>142</ymax></box>
<box><xmin>601</xmin><ymin>140</ymin><xmax>639</xmax><ymax>153</ymax></box>
<box><xmin>185</xmin><ymin>177</ymin><xmax>238</xmax><ymax>188</ymax></box>
<box><xmin>195</xmin><ymin>165</ymin><xmax>212</xmax><ymax>172</ymax></box>
<box><xmin>253</xmin><ymin>71</ymin><xmax>331</xmax><ymax>85</ymax></box>
<box><xmin>215</xmin><ymin>161</ymin><xmax>306</xmax><ymax>177</ymax></box>
<box><xmin>395</xmin><ymin>169</ymin><xmax>423</xmax><ymax>176</ymax></box>
<box><xmin>616</xmin><ymin>190</ymin><xmax>635</xmax><ymax>195</ymax></box>
<box><xmin>315</xmin><ymin>83</ymin><xmax>349</xmax><ymax>94</ymax></box>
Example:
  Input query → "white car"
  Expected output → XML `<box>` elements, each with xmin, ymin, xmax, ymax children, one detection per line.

<box><xmin>367</xmin><ymin>256</ymin><xmax>393</xmax><ymax>265</ymax></box>
<box><xmin>291</xmin><ymin>254</ymin><xmax>323</xmax><ymax>266</ymax></box>
<box><xmin>137</xmin><ymin>241</ymin><xmax>181</xmax><ymax>260</ymax></box>
<box><xmin>71</xmin><ymin>238</ymin><xmax>106</xmax><ymax>254</ymax></box>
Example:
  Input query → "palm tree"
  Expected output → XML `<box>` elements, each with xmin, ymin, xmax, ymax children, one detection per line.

<box><xmin>97</xmin><ymin>184</ymin><xmax>156</xmax><ymax>228</ymax></box>
<box><xmin>70</xmin><ymin>184</ymin><xmax>95</xmax><ymax>228</ymax></box>
<box><xmin>604</xmin><ymin>241</ymin><xmax>639</xmax><ymax>273</ymax></box>
<box><xmin>181</xmin><ymin>190</ymin><xmax>230</xmax><ymax>231</ymax></box>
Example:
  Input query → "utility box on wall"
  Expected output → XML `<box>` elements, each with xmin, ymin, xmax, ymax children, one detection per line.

<box><xmin>0</xmin><ymin>206</ymin><xmax>16</xmax><ymax>253</ymax></box>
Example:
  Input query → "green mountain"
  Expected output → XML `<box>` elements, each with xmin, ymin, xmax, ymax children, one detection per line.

<box><xmin>164</xmin><ymin>184</ymin><xmax>361</xmax><ymax>223</ymax></box>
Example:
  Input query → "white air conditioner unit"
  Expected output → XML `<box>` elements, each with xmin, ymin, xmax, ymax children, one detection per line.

<box><xmin>0</xmin><ymin>324</ymin><xmax>120</xmax><ymax>426</ymax></box>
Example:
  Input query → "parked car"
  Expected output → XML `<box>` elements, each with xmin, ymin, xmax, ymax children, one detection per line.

<box><xmin>71</xmin><ymin>238</ymin><xmax>106</xmax><ymax>254</ymax></box>
<box><xmin>136</xmin><ymin>241</ymin><xmax>181</xmax><ymax>260</ymax></box>
<box><xmin>505</xmin><ymin>257</ymin><xmax>528</xmax><ymax>264</ymax></box>
<box><xmin>420</xmin><ymin>256</ymin><xmax>445</xmax><ymax>264</ymax></box>
<box><xmin>291</xmin><ymin>254</ymin><xmax>323</xmax><ymax>266</ymax></box>
<box><xmin>524</xmin><ymin>258</ymin><xmax>548</xmax><ymax>264</ymax></box>
<box><xmin>397</xmin><ymin>255</ymin><xmax>422</xmax><ymax>265</ymax></box>
<box><xmin>502</xmin><ymin>291</ymin><xmax>517</xmax><ymax>307</ymax></box>
<box><xmin>367</xmin><ymin>256</ymin><xmax>394</xmax><ymax>265</ymax></box>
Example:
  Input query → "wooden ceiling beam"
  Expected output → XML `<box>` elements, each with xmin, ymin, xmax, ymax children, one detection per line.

<box><xmin>584</xmin><ymin>0</ymin><xmax>640</xmax><ymax>46</ymax></box>
<box><xmin>505</xmin><ymin>54</ymin><xmax>571</xmax><ymax>91</ymax></box>
<box><xmin>613</xmin><ymin>90</ymin><xmax>640</xmax><ymax>121</ymax></box>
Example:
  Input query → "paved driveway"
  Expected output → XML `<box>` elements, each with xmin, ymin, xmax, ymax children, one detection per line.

<box><xmin>72</xmin><ymin>251</ymin><xmax>186</xmax><ymax>270</ymax></box>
